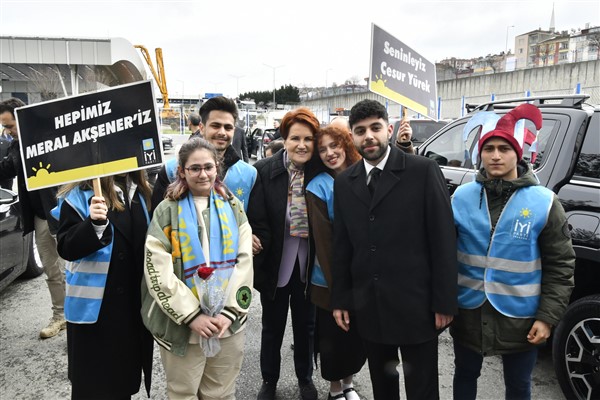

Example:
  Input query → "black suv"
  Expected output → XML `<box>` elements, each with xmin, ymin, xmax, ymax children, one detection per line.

<box><xmin>417</xmin><ymin>94</ymin><xmax>599</xmax><ymax>400</ymax></box>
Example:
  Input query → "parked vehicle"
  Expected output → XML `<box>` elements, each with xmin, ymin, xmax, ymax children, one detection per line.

<box><xmin>390</xmin><ymin>118</ymin><xmax>450</xmax><ymax>146</ymax></box>
<box><xmin>417</xmin><ymin>94</ymin><xmax>599</xmax><ymax>400</ymax></box>
<box><xmin>0</xmin><ymin>188</ymin><xmax>43</xmax><ymax>292</ymax></box>
<box><xmin>161</xmin><ymin>134</ymin><xmax>173</xmax><ymax>151</ymax></box>
<box><xmin>247</xmin><ymin>128</ymin><xmax>278</xmax><ymax>160</ymax></box>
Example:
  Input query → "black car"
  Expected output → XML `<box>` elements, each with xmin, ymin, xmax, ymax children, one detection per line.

<box><xmin>417</xmin><ymin>94</ymin><xmax>599</xmax><ymax>400</ymax></box>
<box><xmin>0</xmin><ymin>188</ymin><xmax>44</xmax><ymax>292</ymax></box>
<box><xmin>247</xmin><ymin>128</ymin><xmax>278</xmax><ymax>160</ymax></box>
<box><xmin>161</xmin><ymin>134</ymin><xmax>173</xmax><ymax>151</ymax></box>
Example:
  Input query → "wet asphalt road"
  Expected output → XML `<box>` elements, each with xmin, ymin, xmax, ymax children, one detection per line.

<box><xmin>0</xmin><ymin>273</ymin><xmax>563</xmax><ymax>400</ymax></box>
<box><xmin>0</xmin><ymin>135</ymin><xmax>563</xmax><ymax>399</ymax></box>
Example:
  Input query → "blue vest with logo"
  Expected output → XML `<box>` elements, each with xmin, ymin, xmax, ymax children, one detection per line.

<box><xmin>53</xmin><ymin>187</ymin><xmax>149</xmax><ymax>323</ymax></box>
<box><xmin>306</xmin><ymin>172</ymin><xmax>334</xmax><ymax>288</ymax></box>
<box><xmin>223</xmin><ymin>160</ymin><xmax>257</xmax><ymax>211</ymax></box>
<box><xmin>165</xmin><ymin>158</ymin><xmax>256</xmax><ymax>212</ymax></box>
<box><xmin>452</xmin><ymin>182</ymin><xmax>553</xmax><ymax>318</ymax></box>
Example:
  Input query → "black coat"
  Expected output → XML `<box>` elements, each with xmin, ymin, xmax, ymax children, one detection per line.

<box><xmin>247</xmin><ymin>148</ymin><xmax>323</xmax><ymax>299</ymax></box>
<box><xmin>56</xmin><ymin>189</ymin><xmax>153</xmax><ymax>399</ymax></box>
<box><xmin>331</xmin><ymin>146</ymin><xmax>458</xmax><ymax>345</ymax></box>
<box><xmin>232</xmin><ymin>126</ymin><xmax>249</xmax><ymax>162</ymax></box>
<box><xmin>0</xmin><ymin>140</ymin><xmax>58</xmax><ymax>233</ymax></box>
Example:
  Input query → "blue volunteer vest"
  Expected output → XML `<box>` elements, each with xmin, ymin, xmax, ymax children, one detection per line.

<box><xmin>165</xmin><ymin>158</ymin><xmax>256</xmax><ymax>212</ymax></box>
<box><xmin>306</xmin><ymin>172</ymin><xmax>334</xmax><ymax>288</ymax></box>
<box><xmin>223</xmin><ymin>160</ymin><xmax>257</xmax><ymax>211</ymax></box>
<box><xmin>452</xmin><ymin>182</ymin><xmax>553</xmax><ymax>318</ymax></box>
<box><xmin>53</xmin><ymin>187</ymin><xmax>149</xmax><ymax>323</ymax></box>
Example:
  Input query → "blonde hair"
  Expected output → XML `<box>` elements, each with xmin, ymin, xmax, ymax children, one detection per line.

<box><xmin>57</xmin><ymin>170</ymin><xmax>151</xmax><ymax>212</ymax></box>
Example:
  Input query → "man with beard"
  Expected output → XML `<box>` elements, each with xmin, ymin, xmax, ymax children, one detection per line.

<box><xmin>151</xmin><ymin>96</ymin><xmax>257</xmax><ymax>212</ymax></box>
<box><xmin>331</xmin><ymin>99</ymin><xmax>457</xmax><ymax>400</ymax></box>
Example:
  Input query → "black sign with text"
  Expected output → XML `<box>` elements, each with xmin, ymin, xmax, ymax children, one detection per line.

<box><xmin>15</xmin><ymin>80</ymin><xmax>162</xmax><ymax>190</ymax></box>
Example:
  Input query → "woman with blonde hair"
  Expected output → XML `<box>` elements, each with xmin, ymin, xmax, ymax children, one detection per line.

<box><xmin>54</xmin><ymin>170</ymin><xmax>153</xmax><ymax>399</ymax></box>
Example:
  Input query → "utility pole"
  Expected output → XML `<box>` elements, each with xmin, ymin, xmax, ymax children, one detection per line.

<box><xmin>263</xmin><ymin>64</ymin><xmax>284</xmax><ymax>107</ymax></box>
<box><xmin>230</xmin><ymin>74</ymin><xmax>245</xmax><ymax>97</ymax></box>
<box><xmin>506</xmin><ymin>25</ymin><xmax>515</xmax><ymax>54</ymax></box>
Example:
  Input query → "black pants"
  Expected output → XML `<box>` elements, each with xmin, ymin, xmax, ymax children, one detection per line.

<box><xmin>260</xmin><ymin>263</ymin><xmax>316</xmax><ymax>384</ymax></box>
<box><xmin>363</xmin><ymin>336</ymin><xmax>439</xmax><ymax>400</ymax></box>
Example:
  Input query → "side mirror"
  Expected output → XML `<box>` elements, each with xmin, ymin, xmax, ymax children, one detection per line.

<box><xmin>0</xmin><ymin>188</ymin><xmax>18</xmax><ymax>205</ymax></box>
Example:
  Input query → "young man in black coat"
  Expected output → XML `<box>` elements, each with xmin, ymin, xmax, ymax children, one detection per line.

<box><xmin>331</xmin><ymin>99</ymin><xmax>458</xmax><ymax>400</ymax></box>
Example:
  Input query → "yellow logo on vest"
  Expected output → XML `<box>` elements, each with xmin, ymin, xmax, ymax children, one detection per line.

<box><xmin>513</xmin><ymin>208</ymin><xmax>534</xmax><ymax>240</ymax></box>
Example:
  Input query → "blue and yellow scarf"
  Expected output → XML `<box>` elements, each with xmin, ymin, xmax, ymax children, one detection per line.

<box><xmin>178</xmin><ymin>191</ymin><xmax>239</xmax><ymax>300</ymax></box>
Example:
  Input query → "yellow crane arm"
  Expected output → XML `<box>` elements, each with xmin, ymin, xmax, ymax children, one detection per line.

<box><xmin>135</xmin><ymin>45</ymin><xmax>170</xmax><ymax>108</ymax></box>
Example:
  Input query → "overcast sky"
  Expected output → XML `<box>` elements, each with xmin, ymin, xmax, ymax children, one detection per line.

<box><xmin>1</xmin><ymin>0</ymin><xmax>599</xmax><ymax>99</ymax></box>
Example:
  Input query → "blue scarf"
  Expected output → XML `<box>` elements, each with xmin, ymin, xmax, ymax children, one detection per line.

<box><xmin>178</xmin><ymin>191</ymin><xmax>239</xmax><ymax>300</ymax></box>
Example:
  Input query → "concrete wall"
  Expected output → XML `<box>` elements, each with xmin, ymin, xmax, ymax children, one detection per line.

<box><xmin>438</xmin><ymin>60</ymin><xmax>600</xmax><ymax>118</ymax></box>
<box><xmin>302</xmin><ymin>60</ymin><xmax>600</xmax><ymax>120</ymax></box>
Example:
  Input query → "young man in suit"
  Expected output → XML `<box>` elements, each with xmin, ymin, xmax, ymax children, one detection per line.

<box><xmin>331</xmin><ymin>99</ymin><xmax>457</xmax><ymax>400</ymax></box>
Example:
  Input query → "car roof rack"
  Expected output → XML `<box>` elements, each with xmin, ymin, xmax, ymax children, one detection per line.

<box><xmin>465</xmin><ymin>94</ymin><xmax>590</xmax><ymax>113</ymax></box>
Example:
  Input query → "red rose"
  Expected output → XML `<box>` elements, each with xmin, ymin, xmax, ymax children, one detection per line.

<box><xmin>197</xmin><ymin>266</ymin><xmax>215</xmax><ymax>280</ymax></box>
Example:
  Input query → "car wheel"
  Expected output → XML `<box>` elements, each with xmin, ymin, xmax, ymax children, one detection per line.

<box><xmin>552</xmin><ymin>294</ymin><xmax>600</xmax><ymax>400</ymax></box>
<box><xmin>21</xmin><ymin>234</ymin><xmax>44</xmax><ymax>279</ymax></box>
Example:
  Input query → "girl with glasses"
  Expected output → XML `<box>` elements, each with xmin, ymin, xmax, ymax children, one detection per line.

<box><xmin>142</xmin><ymin>137</ymin><xmax>253</xmax><ymax>399</ymax></box>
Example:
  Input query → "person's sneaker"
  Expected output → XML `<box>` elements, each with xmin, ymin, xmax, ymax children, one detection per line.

<box><xmin>343</xmin><ymin>387</ymin><xmax>360</xmax><ymax>400</ymax></box>
<box><xmin>39</xmin><ymin>317</ymin><xmax>66</xmax><ymax>339</ymax></box>
<box><xmin>299</xmin><ymin>381</ymin><xmax>318</xmax><ymax>400</ymax></box>
<box><xmin>257</xmin><ymin>381</ymin><xmax>276</xmax><ymax>400</ymax></box>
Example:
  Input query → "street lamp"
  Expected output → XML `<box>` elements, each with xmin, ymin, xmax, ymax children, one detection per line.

<box><xmin>176</xmin><ymin>79</ymin><xmax>184</xmax><ymax>107</ymax></box>
<box><xmin>263</xmin><ymin>63</ymin><xmax>284</xmax><ymax>107</ymax></box>
<box><xmin>230</xmin><ymin>74</ymin><xmax>245</xmax><ymax>97</ymax></box>
<box><xmin>325</xmin><ymin>68</ymin><xmax>333</xmax><ymax>96</ymax></box>
<box><xmin>505</xmin><ymin>25</ymin><xmax>515</xmax><ymax>54</ymax></box>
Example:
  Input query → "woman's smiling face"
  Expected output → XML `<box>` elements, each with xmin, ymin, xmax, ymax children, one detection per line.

<box><xmin>284</xmin><ymin>123</ymin><xmax>314</xmax><ymax>166</ymax></box>
<box><xmin>318</xmin><ymin>133</ymin><xmax>346</xmax><ymax>173</ymax></box>
<box><xmin>180</xmin><ymin>148</ymin><xmax>218</xmax><ymax>196</ymax></box>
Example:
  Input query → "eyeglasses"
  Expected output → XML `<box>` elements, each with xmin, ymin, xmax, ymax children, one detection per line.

<box><xmin>184</xmin><ymin>164</ymin><xmax>216</xmax><ymax>176</ymax></box>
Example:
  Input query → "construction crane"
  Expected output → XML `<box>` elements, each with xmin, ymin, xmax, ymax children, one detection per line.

<box><xmin>135</xmin><ymin>45</ymin><xmax>185</xmax><ymax>131</ymax></box>
<box><xmin>134</xmin><ymin>45</ymin><xmax>170</xmax><ymax>108</ymax></box>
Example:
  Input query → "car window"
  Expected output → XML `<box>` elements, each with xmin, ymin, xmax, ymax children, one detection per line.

<box><xmin>410</xmin><ymin>121</ymin><xmax>448</xmax><ymax>142</ymax></box>
<box><xmin>574</xmin><ymin>113</ymin><xmax>600</xmax><ymax>179</ymax></box>
<box><xmin>421</xmin><ymin>117</ymin><xmax>559</xmax><ymax>170</ymax></box>
<box><xmin>522</xmin><ymin>119</ymin><xmax>558</xmax><ymax>170</ymax></box>
<box><xmin>421</xmin><ymin>122</ymin><xmax>472</xmax><ymax>168</ymax></box>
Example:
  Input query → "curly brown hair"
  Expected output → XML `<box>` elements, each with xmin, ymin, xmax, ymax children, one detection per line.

<box><xmin>316</xmin><ymin>125</ymin><xmax>361</xmax><ymax>169</ymax></box>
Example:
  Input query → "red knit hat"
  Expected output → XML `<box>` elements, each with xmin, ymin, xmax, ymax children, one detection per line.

<box><xmin>478</xmin><ymin>104</ymin><xmax>542</xmax><ymax>160</ymax></box>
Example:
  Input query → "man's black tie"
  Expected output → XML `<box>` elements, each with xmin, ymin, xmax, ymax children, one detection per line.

<box><xmin>368</xmin><ymin>168</ymin><xmax>381</xmax><ymax>197</ymax></box>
